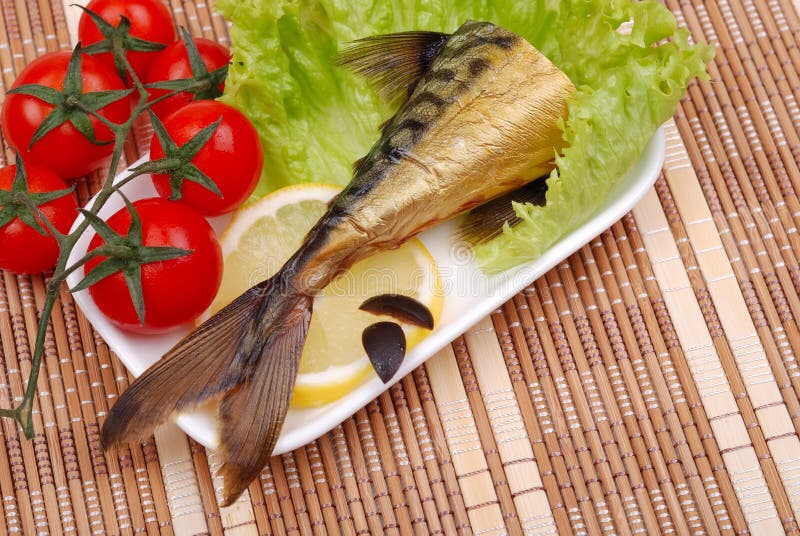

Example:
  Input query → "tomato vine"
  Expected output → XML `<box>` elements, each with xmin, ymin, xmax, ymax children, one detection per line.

<box><xmin>0</xmin><ymin>15</ymin><xmax>226</xmax><ymax>438</ymax></box>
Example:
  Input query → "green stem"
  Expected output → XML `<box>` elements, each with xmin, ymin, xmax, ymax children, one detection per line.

<box><xmin>3</xmin><ymin>38</ymin><xmax>227</xmax><ymax>439</ymax></box>
<box><xmin>75</xmin><ymin>103</ymin><xmax>119</xmax><ymax>131</ymax></box>
<box><xmin>2</xmin><ymin>52</ymin><xmax>157</xmax><ymax>436</ymax></box>
<box><xmin>66</xmin><ymin>82</ymin><xmax>151</xmax><ymax>250</ymax></box>
<box><xmin>61</xmin><ymin>248</ymin><xmax>106</xmax><ymax>282</ymax></box>
<box><xmin>146</xmin><ymin>88</ymin><xmax>185</xmax><ymax>109</ymax></box>
<box><xmin>78</xmin><ymin>86</ymin><xmax>185</xmax><ymax>130</ymax></box>
<box><xmin>19</xmin><ymin>196</ymin><xmax>65</xmax><ymax>243</ymax></box>
<box><xmin>16</xmin><ymin>288</ymin><xmax>59</xmax><ymax>438</ymax></box>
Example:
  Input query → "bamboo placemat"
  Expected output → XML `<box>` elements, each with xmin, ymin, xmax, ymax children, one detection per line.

<box><xmin>2</xmin><ymin>0</ymin><xmax>800</xmax><ymax>533</ymax></box>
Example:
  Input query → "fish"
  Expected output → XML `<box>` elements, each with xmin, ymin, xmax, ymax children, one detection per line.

<box><xmin>100</xmin><ymin>20</ymin><xmax>575</xmax><ymax>505</ymax></box>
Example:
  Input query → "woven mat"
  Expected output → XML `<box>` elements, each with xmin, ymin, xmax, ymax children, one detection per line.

<box><xmin>2</xmin><ymin>0</ymin><xmax>800</xmax><ymax>534</ymax></box>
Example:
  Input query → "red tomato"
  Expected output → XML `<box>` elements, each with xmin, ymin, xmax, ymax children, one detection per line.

<box><xmin>150</xmin><ymin>101</ymin><xmax>263</xmax><ymax>216</ymax></box>
<box><xmin>0</xmin><ymin>164</ymin><xmax>78</xmax><ymax>274</ymax></box>
<box><xmin>84</xmin><ymin>198</ymin><xmax>223</xmax><ymax>333</ymax></box>
<box><xmin>77</xmin><ymin>0</ymin><xmax>176</xmax><ymax>82</ymax></box>
<box><xmin>145</xmin><ymin>38</ymin><xmax>231</xmax><ymax>120</ymax></box>
<box><xmin>0</xmin><ymin>51</ymin><xmax>131</xmax><ymax>178</ymax></box>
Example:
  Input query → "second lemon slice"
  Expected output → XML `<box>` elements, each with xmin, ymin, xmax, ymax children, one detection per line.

<box><xmin>202</xmin><ymin>183</ymin><xmax>442</xmax><ymax>408</ymax></box>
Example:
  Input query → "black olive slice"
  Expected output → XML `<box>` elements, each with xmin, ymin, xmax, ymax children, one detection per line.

<box><xmin>359</xmin><ymin>294</ymin><xmax>434</xmax><ymax>329</ymax></box>
<box><xmin>362</xmin><ymin>321</ymin><xmax>406</xmax><ymax>383</ymax></box>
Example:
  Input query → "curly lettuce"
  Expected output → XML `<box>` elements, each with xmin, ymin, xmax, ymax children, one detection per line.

<box><xmin>217</xmin><ymin>0</ymin><xmax>712</xmax><ymax>272</ymax></box>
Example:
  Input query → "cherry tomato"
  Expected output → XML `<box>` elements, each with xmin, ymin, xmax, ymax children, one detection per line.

<box><xmin>150</xmin><ymin>101</ymin><xmax>263</xmax><ymax>216</ymax></box>
<box><xmin>0</xmin><ymin>51</ymin><xmax>131</xmax><ymax>178</ymax></box>
<box><xmin>145</xmin><ymin>37</ymin><xmax>231</xmax><ymax>120</ymax></box>
<box><xmin>78</xmin><ymin>0</ymin><xmax>177</xmax><ymax>82</ymax></box>
<box><xmin>0</xmin><ymin>163</ymin><xmax>78</xmax><ymax>274</ymax></box>
<box><xmin>84</xmin><ymin>198</ymin><xmax>223</xmax><ymax>333</ymax></box>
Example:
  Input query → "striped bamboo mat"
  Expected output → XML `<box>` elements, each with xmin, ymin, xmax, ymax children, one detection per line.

<box><xmin>2</xmin><ymin>0</ymin><xmax>800</xmax><ymax>533</ymax></box>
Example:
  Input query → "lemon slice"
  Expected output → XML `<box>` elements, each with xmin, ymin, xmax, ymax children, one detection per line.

<box><xmin>201</xmin><ymin>183</ymin><xmax>442</xmax><ymax>408</ymax></box>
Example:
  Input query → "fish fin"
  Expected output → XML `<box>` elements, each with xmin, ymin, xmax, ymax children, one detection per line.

<box><xmin>362</xmin><ymin>321</ymin><xmax>406</xmax><ymax>383</ymax></box>
<box><xmin>360</xmin><ymin>294</ymin><xmax>434</xmax><ymax>329</ymax></box>
<box><xmin>216</xmin><ymin>294</ymin><xmax>313</xmax><ymax>506</ymax></box>
<box><xmin>101</xmin><ymin>276</ymin><xmax>315</xmax><ymax>506</ymax></box>
<box><xmin>100</xmin><ymin>281</ymin><xmax>270</xmax><ymax>447</ymax></box>
<box><xmin>337</xmin><ymin>31</ymin><xmax>450</xmax><ymax>105</ymax></box>
<box><xmin>457</xmin><ymin>177</ymin><xmax>549</xmax><ymax>245</ymax></box>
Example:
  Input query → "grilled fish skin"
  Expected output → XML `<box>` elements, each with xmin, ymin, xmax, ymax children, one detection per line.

<box><xmin>101</xmin><ymin>20</ymin><xmax>575</xmax><ymax>506</ymax></box>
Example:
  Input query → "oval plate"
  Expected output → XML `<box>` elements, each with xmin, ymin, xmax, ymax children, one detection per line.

<box><xmin>67</xmin><ymin>127</ymin><xmax>664</xmax><ymax>454</ymax></box>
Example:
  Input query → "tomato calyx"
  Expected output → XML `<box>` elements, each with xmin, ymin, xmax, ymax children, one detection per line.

<box><xmin>145</xmin><ymin>28</ymin><xmax>229</xmax><ymax>102</ymax></box>
<box><xmin>75</xmin><ymin>4</ymin><xmax>169</xmax><ymax>82</ymax></box>
<box><xmin>0</xmin><ymin>153</ymin><xmax>74</xmax><ymax>237</ymax></box>
<box><xmin>71</xmin><ymin>196</ymin><xmax>191</xmax><ymax>324</ymax></box>
<box><xmin>7</xmin><ymin>45</ymin><xmax>133</xmax><ymax>149</ymax></box>
<box><xmin>134</xmin><ymin>112</ymin><xmax>223</xmax><ymax>201</ymax></box>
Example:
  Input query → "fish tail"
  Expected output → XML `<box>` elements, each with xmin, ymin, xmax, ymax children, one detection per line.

<box><xmin>101</xmin><ymin>273</ymin><xmax>314</xmax><ymax>506</ymax></box>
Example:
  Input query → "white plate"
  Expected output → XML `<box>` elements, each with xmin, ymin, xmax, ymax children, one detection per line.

<box><xmin>67</xmin><ymin>128</ymin><xmax>664</xmax><ymax>454</ymax></box>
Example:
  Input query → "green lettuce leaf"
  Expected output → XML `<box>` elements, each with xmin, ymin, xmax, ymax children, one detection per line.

<box><xmin>217</xmin><ymin>0</ymin><xmax>713</xmax><ymax>272</ymax></box>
